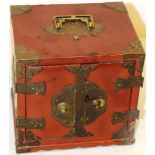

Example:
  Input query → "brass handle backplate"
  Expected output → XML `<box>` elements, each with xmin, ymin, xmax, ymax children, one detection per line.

<box><xmin>53</xmin><ymin>15</ymin><xmax>95</xmax><ymax>29</ymax></box>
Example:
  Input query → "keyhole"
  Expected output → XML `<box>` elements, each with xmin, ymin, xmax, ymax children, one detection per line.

<box><xmin>85</xmin><ymin>95</ymin><xmax>90</xmax><ymax>102</ymax></box>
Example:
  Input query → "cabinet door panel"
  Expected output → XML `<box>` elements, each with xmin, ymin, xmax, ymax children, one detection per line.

<box><xmin>24</xmin><ymin>62</ymin><xmax>133</xmax><ymax>145</ymax></box>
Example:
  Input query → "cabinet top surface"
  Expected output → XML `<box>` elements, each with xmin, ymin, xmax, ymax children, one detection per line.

<box><xmin>11</xmin><ymin>2</ymin><xmax>143</xmax><ymax>61</ymax></box>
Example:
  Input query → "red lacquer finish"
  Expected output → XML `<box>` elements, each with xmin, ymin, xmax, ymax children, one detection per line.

<box><xmin>11</xmin><ymin>2</ymin><xmax>145</xmax><ymax>153</ymax></box>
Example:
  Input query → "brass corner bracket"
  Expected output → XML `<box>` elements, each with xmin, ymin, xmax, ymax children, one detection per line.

<box><xmin>113</xmin><ymin>122</ymin><xmax>136</xmax><ymax>145</ymax></box>
<box><xmin>123</xmin><ymin>40</ymin><xmax>145</xmax><ymax>73</ymax></box>
<box><xmin>16</xmin><ymin>130</ymin><xmax>41</xmax><ymax>153</ymax></box>
<box><xmin>15</xmin><ymin>45</ymin><xmax>40</xmax><ymax>79</ymax></box>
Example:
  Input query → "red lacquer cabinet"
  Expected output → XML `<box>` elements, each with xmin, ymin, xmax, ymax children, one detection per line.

<box><xmin>11</xmin><ymin>2</ymin><xmax>145</xmax><ymax>153</ymax></box>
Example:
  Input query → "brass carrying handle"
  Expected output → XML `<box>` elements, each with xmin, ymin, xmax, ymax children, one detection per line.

<box><xmin>53</xmin><ymin>15</ymin><xmax>95</xmax><ymax>29</ymax></box>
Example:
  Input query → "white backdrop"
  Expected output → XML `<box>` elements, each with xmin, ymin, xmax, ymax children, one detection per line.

<box><xmin>0</xmin><ymin>1</ymin><xmax>151</xmax><ymax>155</ymax></box>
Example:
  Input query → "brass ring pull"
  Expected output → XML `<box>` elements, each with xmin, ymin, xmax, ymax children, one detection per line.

<box><xmin>53</xmin><ymin>15</ymin><xmax>95</xmax><ymax>29</ymax></box>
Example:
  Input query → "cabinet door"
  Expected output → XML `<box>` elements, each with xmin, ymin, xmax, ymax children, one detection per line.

<box><xmin>21</xmin><ymin>61</ymin><xmax>137</xmax><ymax>147</ymax></box>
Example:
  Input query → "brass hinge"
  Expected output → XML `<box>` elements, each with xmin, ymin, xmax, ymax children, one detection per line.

<box><xmin>115</xmin><ymin>76</ymin><xmax>144</xmax><ymax>90</ymax></box>
<box><xmin>15</xmin><ymin>81</ymin><xmax>46</xmax><ymax>95</ymax></box>
<box><xmin>112</xmin><ymin>110</ymin><xmax>139</xmax><ymax>124</ymax></box>
<box><xmin>16</xmin><ymin>118</ymin><xmax>45</xmax><ymax>130</ymax></box>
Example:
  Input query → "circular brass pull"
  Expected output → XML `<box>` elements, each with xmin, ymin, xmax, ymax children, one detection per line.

<box><xmin>92</xmin><ymin>99</ymin><xmax>106</xmax><ymax>109</ymax></box>
<box><xmin>57</xmin><ymin>102</ymin><xmax>68</xmax><ymax>114</ymax></box>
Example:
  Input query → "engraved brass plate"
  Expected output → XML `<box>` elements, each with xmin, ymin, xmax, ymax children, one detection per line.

<box><xmin>16</xmin><ymin>118</ymin><xmax>45</xmax><ymax>130</ymax></box>
<box><xmin>16</xmin><ymin>82</ymin><xmax>46</xmax><ymax>95</ymax></box>
<box><xmin>115</xmin><ymin>77</ymin><xmax>144</xmax><ymax>90</ymax></box>
<box><xmin>52</xmin><ymin>83</ymin><xmax>107</xmax><ymax>127</ymax></box>
<box><xmin>112</xmin><ymin>110</ymin><xmax>139</xmax><ymax>124</ymax></box>
<box><xmin>52</xmin><ymin>65</ymin><xmax>108</xmax><ymax>138</ymax></box>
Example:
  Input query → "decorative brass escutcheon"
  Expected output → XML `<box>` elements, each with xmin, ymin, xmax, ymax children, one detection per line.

<box><xmin>51</xmin><ymin>65</ymin><xmax>108</xmax><ymax>138</ymax></box>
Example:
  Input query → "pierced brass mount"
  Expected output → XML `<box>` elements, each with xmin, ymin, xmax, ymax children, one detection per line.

<box><xmin>52</xmin><ymin>65</ymin><xmax>108</xmax><ymax>138</ymax></box>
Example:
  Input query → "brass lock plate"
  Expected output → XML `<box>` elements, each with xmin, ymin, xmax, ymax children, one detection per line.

<box><xmin>52</xmin><ymin>82</ymin><xmax>107</xmax><ymax>127</ymax></box>
<box><xmin>51</xmin><ymin>65</ymin><xmax>108</xmax><ymax>138</ymax></box>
